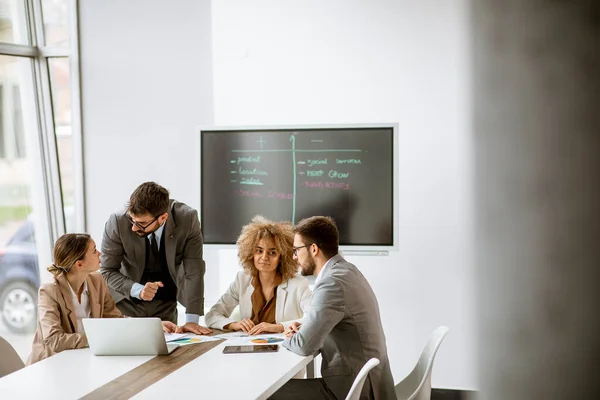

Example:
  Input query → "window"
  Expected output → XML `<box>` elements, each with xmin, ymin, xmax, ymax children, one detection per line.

<box><xmin>0</xmin><ymin>0</ymin><xmax>81</xmax><ymax>361</ymax></box>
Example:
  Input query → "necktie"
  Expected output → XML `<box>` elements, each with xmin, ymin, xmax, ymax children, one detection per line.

<box><xmin>150</xmin><ymin>233</ymin><xmax>159</xmax><ymax>256</ymax></box>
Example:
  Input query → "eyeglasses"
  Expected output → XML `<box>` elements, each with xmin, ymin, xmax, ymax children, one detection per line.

<box><xmin>125</xmin><ymin>213</ymin><xmax>159</xmax><ymax>231</ymax></box>
<box><xmin>293</xmin><ymin>244</ymin><xmax>311</xmax><ymax>256</ymax></box>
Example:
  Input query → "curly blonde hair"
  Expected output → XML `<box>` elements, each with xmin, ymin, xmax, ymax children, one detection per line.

<box><xmin>237</xmin><ymin>215</ymin><xmax>296</xmax><ymax>281</ymax></box>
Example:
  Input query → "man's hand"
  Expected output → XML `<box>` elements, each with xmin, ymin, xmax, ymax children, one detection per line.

<box><xmin>140</xmin><ymin>281</ymin><xmax>163</xmax><ymax>301</ymax></box>
<box><xmin>226</xmin><ymin>318</ymin><xmax>255</xmax><ymax>333</ymax></box>
<box><xmin>248</xmin><ymin>322</ymin><xmax>284</xmax><ymax>336</ymax></box>
<box><xmin>161</xmin><ymin>321</ymin><xmax>178</xmax><ymax>333</ymax></box>
<box><xmin>285</xmin><ymin>322</ymin><xmax>302</xmax><ymax>338</ymax></box>
<box><xmin>176</xmin><ymin>322</ymin><xmax>212</xmax><ymax>335</ymax></box>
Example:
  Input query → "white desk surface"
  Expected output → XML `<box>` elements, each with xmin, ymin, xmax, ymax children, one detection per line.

<box><xmin>134</xmin><ymin>341</ymin><xmax>313</xmax><ymax>400</ymax></box>
<box><xmin>0</xmin><ymin>349</ymin><xmax>153</xmax><ymax>399</ymax></box>
<box><xmin>0</xmin><ymin>343</ymin><xmax>312</xmax><ymax>400</ymax></box>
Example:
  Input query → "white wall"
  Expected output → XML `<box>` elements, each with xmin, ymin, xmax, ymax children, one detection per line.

<box><xmin>80</xmin><ymin>0</ymin><xmax>476</xmax><ymax>390</ymax></box>
<box><xmin>79</xmin><ymin>0</ymin><xmax>215</xmax><ymax>236</ymax></box>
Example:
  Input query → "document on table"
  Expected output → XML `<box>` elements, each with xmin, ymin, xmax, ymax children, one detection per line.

<box><xmin>213</xmin><ymin>332</ymin><xmax>286</xmax><ymax>346</ymax></box>
<box><xmin>164</xmin><ymin>332</ymin><xmax>223</xmax><ymax>345</ymax></box>
<box><xmin>164</xmin><ymin>332</ymin><xmax>193</xmax><ymax>342</ymax></box>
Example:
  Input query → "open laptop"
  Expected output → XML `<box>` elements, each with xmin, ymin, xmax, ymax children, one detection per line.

<box><xmin>82</xmin><ymin>317</ymin><xmax>179</xmax><ymax>356</ymax></box>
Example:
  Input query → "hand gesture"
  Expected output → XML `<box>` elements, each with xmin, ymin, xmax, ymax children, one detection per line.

<box><xmin>161</xmin><ymin>321</ymin><xmax>178</xmax><ymax>333</ymax></box>
<box><xmin>176</xmin><ymin>322</ymin><xmax>212</xmax><ymax>335</ymax></box>
<box><xmin>140</xmin><ymin>281</ymin><xmax>163</xmax><ymax>301</ymax></box>
<box><xmin>284</xmin><ymin>322</ymin><xmax>302</xmax><ymax>338</ymax></box>
<box><xmin>248</xmin><ymin>322</ymin><xmax>284</xmax><ymax>336</ymax></box>
<box><xmin>227</xmin><ymin>318</ymin><xmax>255</xmax><ymax>333</ymax></box>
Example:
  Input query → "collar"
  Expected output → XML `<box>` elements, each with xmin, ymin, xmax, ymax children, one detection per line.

<box><xmin>315</xmin><ymin>254</ymin><xmax>342</xmax><ymax>284</ymax></box>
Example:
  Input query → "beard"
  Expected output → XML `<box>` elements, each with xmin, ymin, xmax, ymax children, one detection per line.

<box><xmin>299</xmin><ymin>255</ymin><xmax>316</xmax><ymax>276</ymax></box>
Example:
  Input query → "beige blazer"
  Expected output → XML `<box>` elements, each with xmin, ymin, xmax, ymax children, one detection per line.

<box><xmin>27</xmin><ymin>272</ymin><xmax>121</xmax><ymax>365</ymax></box>
<box><xmin>205</xmin><ymin>271</ymin><xmax>312</xmax><ymax>330</ymax></box>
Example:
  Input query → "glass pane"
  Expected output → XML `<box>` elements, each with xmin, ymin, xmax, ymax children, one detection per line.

<box><xmin>0</xmin><ymin>55</ymin><xmax>46</xmax><ymax>361</ymax></box>
<box><xmin>48</xmin><ymin>57</ymin><xmax>74</xmax><ymax>231</ymax></box>
<box><xmin>41</xmin><ymin>0</ymin><xmax>69</xmax><ymax>47</ymax></box>
<box><xmin>0</xmin><ymin>0</ymin><xmax>30</xmax><ymax>44</ymax></box>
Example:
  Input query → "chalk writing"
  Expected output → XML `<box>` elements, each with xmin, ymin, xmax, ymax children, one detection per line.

<box><xmin>239</xmin><ymin>167</ymin><xmax>268</xmax><ymax>176</ymax></box>
<box><xmin>268</xmin><ymin>191</ymin><xmax>294</xmax><ymax>200</ymax></box>
<box><xmin>234</xmin><ymin>189</ymin><xmax>262</xmax><ymax>197</ymax></box>
<box><xmin>336</xmin><ymin>159</ymin><xmax>361</xmax><ymax>164</ymax></box>
<box><xmin>240</xmin><ymin>177</ymin><xmax>263</xmax><ymax>185</ymax></box>
<box><xmin>307</xmin><ymin>158</ymin><xmax>328</xmax><ymax>167</ymax></box>
<box><xmin>328</xmin><ymin>170</ymin><xmax>350</xmax><ymax>179</ymax></box>
<box><xmin>236</xmin><ymin>156</ymin><xmax>261</xmax><ymax>164</ymax></box>
<box><xmin>302</xmin><ymin>181</ymin><xmax>351</xmax><ymax>190</ymax></box>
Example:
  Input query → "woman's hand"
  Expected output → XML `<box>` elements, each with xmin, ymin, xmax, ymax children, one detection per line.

<box><xmin>248</xmin><ymin>322</ymin><xmax>284</xmax><ymax>336</ymax></box>
<box><xmin>161</xmin><ymin>321</ymin><xmax>178</xmax><ymax>333</ymax></box>
<box><xmin>227</xmin><ymin>318</ymin><xmax>255</xmax><ymax>333</ymax></box>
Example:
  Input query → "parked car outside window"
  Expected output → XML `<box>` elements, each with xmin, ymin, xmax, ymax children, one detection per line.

<box><xmin>0</xmin><ymin>218</ymin><xmax>40</xmax><ymax>333</ymax></box>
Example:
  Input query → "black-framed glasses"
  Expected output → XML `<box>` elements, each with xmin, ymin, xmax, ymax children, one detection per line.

<box><xmin>125</xmin><ymin>213</ymin><xmax>159</xmax><ymax>231</ymax></box>
<box><xmin>293</xmin><ymin>244</ymin><xmax>311</xmax><ymax>256</ymax></box>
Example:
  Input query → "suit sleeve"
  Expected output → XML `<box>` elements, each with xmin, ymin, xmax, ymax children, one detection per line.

<box><xmin>280</xmin><ymin>278</ymin><xmax>313</xmax><ymax>329</ymax></box>
<box><xmin>204</xmin><ymin>274</ymin><xmax>242</xmax><ymax>329</ymax></box>
<box><xmin>181</xmin><ymin>210</ymin><xmax>205</xmax><ymax>315</ymax></box>
<box><xmin>283</xmin><ymin>277</ymin><xmax>344</xmax><ymax>356</ymax></box>
<box><xmin>38</xmin><ymin>286</ymin><xmax>87</xmax><ymax>354</ymax></box>
<box><xmin>100</xmin><ymin>213</ymin><xmax>136</xmax><ymax>298</ymax></box>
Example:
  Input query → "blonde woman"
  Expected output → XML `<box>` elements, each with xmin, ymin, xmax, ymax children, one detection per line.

<box><xmin>28</xmin><ymin>234</ymin><xmax>177</xmax><ymax>364</ymax></box>
<box><xmin>205</xmin><ymin>216</ymin><xmax>312</xmax><ymax>334</ymax></box>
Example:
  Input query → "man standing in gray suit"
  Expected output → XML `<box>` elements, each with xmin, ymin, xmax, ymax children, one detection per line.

<box><xmin>100</xmin><ymin>182</ymin><xmax>211</xmax><ymax>335</ymax></box>
<box><xmin>271</xmin><ymin>216</ymin><xmax>396</xmax><ymax>400</ymax></box>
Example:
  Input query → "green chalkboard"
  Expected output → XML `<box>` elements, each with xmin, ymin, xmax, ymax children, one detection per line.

<box><xmin>200</xmin><ymin>126</ymin><xmax>394</xmax><ymax>246</ymax></box>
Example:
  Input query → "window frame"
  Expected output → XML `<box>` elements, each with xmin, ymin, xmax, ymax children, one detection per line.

<box><xmin>0</xmin><ymin>0</ymin><xmax>84</xmax><ymax>253</ymax></box>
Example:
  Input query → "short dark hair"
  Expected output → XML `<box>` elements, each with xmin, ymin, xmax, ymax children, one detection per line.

<box><xmin>293</xmin><ymin>216</ymin><xmax>339</xmax><ymax>259</ymax></box>
<box><xmin>128</xmin><ymin>182</ymin><xmax>170</xmax><ymax>216</ymax></box>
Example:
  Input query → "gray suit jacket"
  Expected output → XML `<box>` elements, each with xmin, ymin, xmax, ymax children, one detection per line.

<box><xmin>283</xmin><ymin>254</ymin><xmax>396</xmax><ymax>400</ymax></box>
<box><xmin>100</xmin><ymin>199</ymin><xmax>205</xmax><ymax>315</ymax></box>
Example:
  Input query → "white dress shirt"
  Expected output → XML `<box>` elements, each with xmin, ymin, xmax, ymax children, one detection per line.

<box><xmin>68</xmin><ymin>280</ymin><xmax>91</xmax><ymax>333</ymax></box>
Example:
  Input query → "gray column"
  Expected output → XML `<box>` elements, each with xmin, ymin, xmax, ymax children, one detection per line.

<box><xmin>472</xmin><ymin>1</ymin><xmax>599</xmax><ymax>399</ymax></box>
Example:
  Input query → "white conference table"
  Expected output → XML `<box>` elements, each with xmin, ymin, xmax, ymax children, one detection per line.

<box><xmin>0</xmin><ymin>340</ymin><xmax>313</xmax><ymax>399</ymax></box>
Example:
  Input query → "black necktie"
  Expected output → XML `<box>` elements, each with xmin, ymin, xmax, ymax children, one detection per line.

<box><xmin>150</xmin><ymin>233</ymin><xmax>159</xmax><ymax>256</ymax></box>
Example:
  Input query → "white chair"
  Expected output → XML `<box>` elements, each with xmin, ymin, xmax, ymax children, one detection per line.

<box><xmin>345</xmin><ymin>357</ymin><xmax>380</xmax><ymax>400</ymax></box>
<box><xmin>0</xmin><ymin>336</ymin><xmax>25</xmax><ymax>378</ymax></box>
<box><xmin>395</xmin><ymin>326</ymin><xmax>450</xmax><ymax>400</ymax></box>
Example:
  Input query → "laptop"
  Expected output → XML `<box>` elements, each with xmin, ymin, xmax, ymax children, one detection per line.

<box><xmin>82</xmin><ymin>317</ymin><xmax>180</xmax><ymax>356</ymax></box>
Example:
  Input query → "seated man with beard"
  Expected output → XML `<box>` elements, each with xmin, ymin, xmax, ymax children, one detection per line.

<box><xmin>270</xmin><ymin>216</ymin><xmax>395</xmax><ymax>400</ymax></box>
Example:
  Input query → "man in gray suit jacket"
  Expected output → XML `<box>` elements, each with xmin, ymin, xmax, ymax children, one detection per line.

<box><xmin>271</xmin><ymin>216</ymin><xmax>396</xmax><ymax>400</ymax></box>
<box><xmin>100</xmin><ymin>182</ymin><xmax>211</xmax><ymax>335</ymax></box>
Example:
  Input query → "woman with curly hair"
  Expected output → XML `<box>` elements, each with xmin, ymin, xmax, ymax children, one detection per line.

<box><xmin>205</xmin><ymin>216</ymin><xmax>312</xmax><ymax>335</ymax></box>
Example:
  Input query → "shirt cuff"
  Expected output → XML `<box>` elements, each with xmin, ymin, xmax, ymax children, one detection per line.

<box><xmin>185</xmin><ymin>314</ymin><xmax>200</xmax><ymax>324</ymax></box>
<box><xmin>130</xmin><ymin>283</ymin><xmax>144</xmax><ymax>299</ymax></box>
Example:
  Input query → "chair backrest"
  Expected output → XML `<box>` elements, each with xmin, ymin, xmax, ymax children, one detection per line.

<box><xmin>345</xmin><ymin>358</ymin><xmax>380</xmax><ymax>400</ymax></box>
<box><xmin>395</xmin><ymin>326</ymin><xmax>450</xmax><ymax>400</ymax></box>
<box><xmin>0</xmin><ymin>336</ymin><xmax>25</xmax><ymax>378</ymax></box>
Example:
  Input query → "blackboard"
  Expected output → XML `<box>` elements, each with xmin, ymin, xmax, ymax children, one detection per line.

<box><xmin>200</xmin><ymin>126</ymin><xmax>395</xmax><ymax>247</ymax></box>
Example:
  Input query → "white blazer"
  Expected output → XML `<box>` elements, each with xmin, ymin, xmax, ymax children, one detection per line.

<box><xmin>205</xmin><ymin>271</ymin><xmax>312</xmax><ymax>330</ymax></box>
